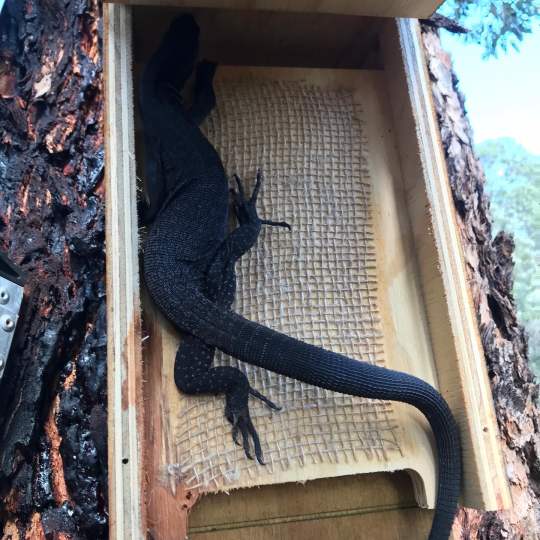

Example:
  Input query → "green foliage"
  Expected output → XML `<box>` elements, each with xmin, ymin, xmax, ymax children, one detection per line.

<box><xmin>438</xmin><ymin>0</ymin><xmax>540</xmax><ymax>57</ymax></box>
<box><xmin>476</xmin><ymin>138</ymin><xmax>540</xmax><ymax>374</ymax></box>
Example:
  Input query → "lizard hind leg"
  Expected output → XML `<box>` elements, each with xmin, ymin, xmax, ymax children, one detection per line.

<box><xmin>174</xmin><ymin>335</ymin><xmax>277</xmax><ymax>464</ymax></box>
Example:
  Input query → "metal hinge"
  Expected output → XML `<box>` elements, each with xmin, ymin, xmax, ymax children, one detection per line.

<box><xmin>0</xmin><ymin>252</ymin><xmax>24</xmax><ymax>380</ymax></box>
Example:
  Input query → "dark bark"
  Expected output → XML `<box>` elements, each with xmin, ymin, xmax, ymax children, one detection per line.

<box><xmin>421</xmin><ymin>24</ymin><xmax>540</xmax><ymax>539</ymax></box>
<box><xmin>0</xmin><ymin>0</ymin><xmax>106</xmax><ymax>538</ymax></box>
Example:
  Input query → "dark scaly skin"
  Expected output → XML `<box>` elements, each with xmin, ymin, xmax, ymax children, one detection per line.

<box><xmin>140</xmin><ymin>15</ymin><xmax>461</xmax><ymax>540</ymax></box>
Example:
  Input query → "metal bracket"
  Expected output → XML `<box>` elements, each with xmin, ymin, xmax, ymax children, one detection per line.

<box><xmin>0</xmin><ymin>252</ymin><xmax>24</xmax><ymax>380</ymax></box>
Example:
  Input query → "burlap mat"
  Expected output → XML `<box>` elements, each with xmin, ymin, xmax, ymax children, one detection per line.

<box><xmin>167</xmin><ymin>75</ymin><xmax>402</xmax><ymax>490</ymax></box>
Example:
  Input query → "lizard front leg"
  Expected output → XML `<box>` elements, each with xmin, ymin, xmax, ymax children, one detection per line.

<box><xmin>206</xmin><ymin>170</ymin><xmax>290</xmax><ymax>290</ymax></box>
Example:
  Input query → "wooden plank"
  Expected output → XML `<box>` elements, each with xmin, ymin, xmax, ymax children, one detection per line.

<box><xmin>105</xmin><ymin>0</ymin><xmax>443</xmax><ymax>19</ymax></box>
<box><xmin>191</xmin><ymin>508</ymin><xmax>434</xmax><ymax>540</ymax></box>
<box><xmin>189</xmin><ymin>472</ymin><xmax>434</xmax><ymax>539</ymax></box>
<box><xmin>104</xmin><ymin>4</ymin><xmax>146</xmax><ymax>540</ymax></box>
<box><xmin>381</xmin><ymin>18</ymin><xmax>511</xmax><ymax>510</ymax></box>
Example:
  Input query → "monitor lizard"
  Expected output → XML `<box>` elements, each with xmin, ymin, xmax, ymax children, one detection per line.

<box><xmin>139</xmin><ymin>15</ymin><xmax>461</xmax><ymax>540</ymax></box>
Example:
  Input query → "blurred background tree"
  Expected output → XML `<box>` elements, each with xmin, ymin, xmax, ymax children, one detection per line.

<box><xmin>438</xmin><ymin>0</ymin><xmax>540</xmax><ymax>57</ymax></box>
<box><xmin>477</xmin><ymin>138</ymin><xmax>540</xmax><ymax>373</ymax></box>
<box><xmin>437</xmin><ymin>1</ymin><xmax>540</xmax><ymax>375</ymax></box>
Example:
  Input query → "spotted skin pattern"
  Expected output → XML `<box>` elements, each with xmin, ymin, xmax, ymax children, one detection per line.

<box><xmin>139</xmin><ymin>15</ymin><xmax>461</xmax><ymax>540</ymax></box>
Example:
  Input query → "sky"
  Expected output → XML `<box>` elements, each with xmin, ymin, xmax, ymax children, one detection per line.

<box><xmin>439</xmin><ymin>24</ymin><xmax>540</xmax><ymax>155</ymax></box>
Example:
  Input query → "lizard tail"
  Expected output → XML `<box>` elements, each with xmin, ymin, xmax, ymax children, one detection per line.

<box><xmin>164</xmin><ymin>290</ymin><xmax>461</xmax><ymax>540</ymax></box>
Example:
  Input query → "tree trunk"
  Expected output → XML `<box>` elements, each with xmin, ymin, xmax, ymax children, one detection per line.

<box><xmin>421</xmin><ymin>24</ymin><xmax>540</xmax><ymax>539</ymax></box>
<box><xmin>0</xmin><ymin>1</ymin><xmax>107</xmax><ymax>538</ymax></box>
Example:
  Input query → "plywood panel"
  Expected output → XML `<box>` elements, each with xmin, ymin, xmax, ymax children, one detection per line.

<box><xmin>132</xmin><ymin>8</ymin><xmax>384</xmax><ymax>70</ymax></box>
<box><xmin>141</xmin><ymin>67</ymin><xmax>437</xmax><ymax>517</ymax></box>
<box><xmin>189</xmin><ymin>472</ymin><xmax>434</xmax><ymax>540</ymax></box>
<box><xmin>105</xmin><ymin>8</ymin><xmax>508</xmax><ymax>538</ymax></box>
<box><xmin>108</xmin><ymin>0</ymin><xmax>442</xmax><ymax>19</ymax></box>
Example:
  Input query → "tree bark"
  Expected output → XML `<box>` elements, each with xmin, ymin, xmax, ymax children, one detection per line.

<box><xmin>0</xmin><ymin>1</ymin><xmax>107</xmax><ymax>538</ymax></box>
<box><xmin>421</xmin><ymin>24</ymin><xmax>540</xmax><ymax>540</ymax></box>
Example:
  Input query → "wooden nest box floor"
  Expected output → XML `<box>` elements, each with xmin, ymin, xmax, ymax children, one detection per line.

<box><xmin>144</xmin><ymin>66</ymin><xmax>438</xmax><ymax>498</ymax></box>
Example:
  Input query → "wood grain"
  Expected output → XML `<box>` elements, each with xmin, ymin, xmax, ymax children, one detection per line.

<box><xmin>132</xmin><ymin>8</ymin><xmax>385</xmax><ymax>71</ymax></box>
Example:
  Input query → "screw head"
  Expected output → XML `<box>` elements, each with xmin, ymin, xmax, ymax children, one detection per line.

<box><xmin>0</xmin><ymin>289</ymin><xmax>9</xmax><ymax>305</ymax></box>
<box><xmin>1</xmin><ymin>315</ymin><xmax>14</xmax><ymax>332</ymax></box>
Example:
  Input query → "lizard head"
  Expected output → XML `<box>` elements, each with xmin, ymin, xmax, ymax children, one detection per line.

<box><xmin>159</xmin><ymin>14</ymin><xmax>201</xmax><ymax>88</ymax></box>
<box><xmin>162</xmin><ymin>14</ymin><xmax>200</xmax><ymax>56</ymax></box>
<box><xmin>168</xmin><ymin>14</ymin><xmax>200</xmax><ymax>36</ymax></box>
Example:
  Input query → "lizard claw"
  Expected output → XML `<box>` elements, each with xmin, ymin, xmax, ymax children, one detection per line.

<box><xmin>225</xmin><ymin>401</ymin><xmax>266</xmax><ymax>464</ymax></box>
<box><xmin>233</xmin><ymin>174</ymin><xmax>246</xmax><ymax>200</ymax></box>
<box><xmin>249</xmin><ymin>387</ymin><xmax>282</xmax><ymax>411</ymax></box>
<box><xmin>231</xmin><ymin>170</ymin><xmax>291</xmax><ymax>231</ymax></box>
<box><xmin>260</xmin><ymin>219</ymin><xmax>292</xmax><ymax>231</ymax></box>
<box><xmin>224</xmin><ymin>382</ymin><xmax>279</xmax><ymax>464</ymax></box>
<box><xmin>250</xmin><ymin>169</ymin><xmax>263</xmax><ymax>204</ymax></box>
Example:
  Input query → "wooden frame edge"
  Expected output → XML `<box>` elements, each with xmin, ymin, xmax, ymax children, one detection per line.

<box><xmin>104</xmin><ymin>4</ymin><xmax>146</xmax><ymax>539</ymax></box>
<box><xmin>388</xmin><ymin>18</ymin><xmax>510</xmax><ymax>510</ymax></box>
<box><xmin>102</xmin><ymin>0</ymin><xmax>443</xmax><ymax>19</ymax></box>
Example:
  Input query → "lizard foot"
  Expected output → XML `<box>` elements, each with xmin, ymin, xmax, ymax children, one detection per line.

<box><xmin>225</xmin><ymin>402</ymin><xmax>266</xmax><ymax>464</ymax></box>
<box><xmin>224</xmin><ymin>384</ymin><xmax>280</xmax><ymax>464</ymax></box>
<box><xmin>231</xmin><ymin>170</ymin><xmax>291</xmax><ymax>230</ymax></box>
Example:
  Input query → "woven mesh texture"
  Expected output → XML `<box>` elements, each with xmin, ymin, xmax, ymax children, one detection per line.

<box><xmin>168</xmin><ymin>76</ymin><xmax>402</xmax><ymax>490</ymax></box>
